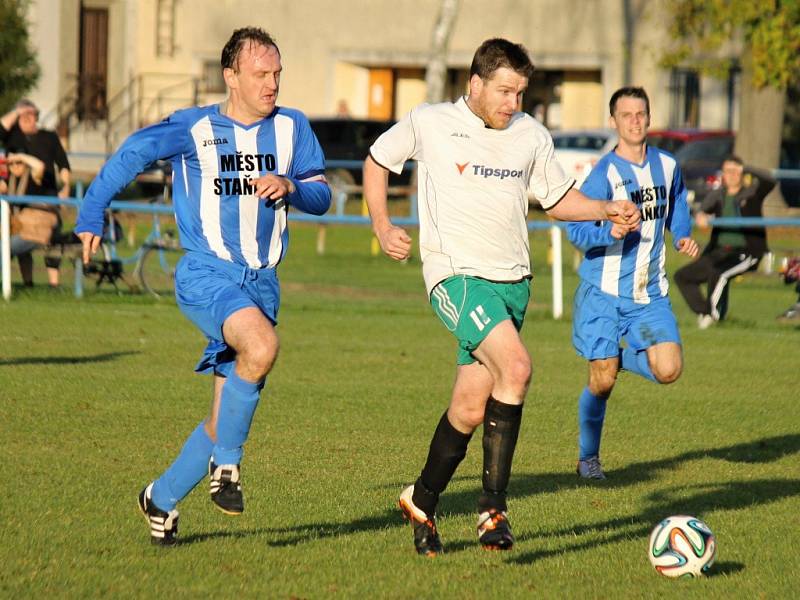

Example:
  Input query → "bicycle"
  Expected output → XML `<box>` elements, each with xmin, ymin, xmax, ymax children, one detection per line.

<box><xmin>84</xmin><ymin>192</ymin><xmax>183</xmax><ymax>299</ymax></box>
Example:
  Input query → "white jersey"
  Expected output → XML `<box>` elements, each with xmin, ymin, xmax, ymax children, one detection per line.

<box><xmin>370</xmin><ymin>97</ymin><xmax>573</xmax><ymax>294</ymax></box>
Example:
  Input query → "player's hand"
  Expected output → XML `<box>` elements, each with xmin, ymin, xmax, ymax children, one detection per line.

<box><xmin>76</xmin><ymin>231</ymin><xmax>102</xmax><ymax>265</ymax></box>
<box><xmin>254</xmin><ymin>175</ymin><xmax>294</xmax><ymax>200</ymax></box>
<box><xmin>376</xmin><ymin>225</ymin><xmax>412</xmax><ymax>261</ymax></box>
<box><xmin>677</xmin><ymin>237</ymin><xmax>699</xmax><ymax>258</ymax></box>
<box><xmin>610</xmin><ymin>222</ymin><xmax>629</xmax><ymax>240</ymax></box>
<box><xmin>605</xmin><ymin>199</ymin><xmax>641</xmax><ymax>232</ymax></box>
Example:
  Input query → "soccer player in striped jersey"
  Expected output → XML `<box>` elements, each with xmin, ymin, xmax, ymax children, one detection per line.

<box><xmin>75</xmin><ymin>27</ymin><xmax>330</xmax><ymax>545</ymax></box>
<box><xmin>567</xmin><ymin>87</ymin><xmax>699</xmax><ymax>480</ymax></box>
<box><xmin>364</xmin><ymin>39</ymin><xmax>641</xmax><ymax>556</ymax></box>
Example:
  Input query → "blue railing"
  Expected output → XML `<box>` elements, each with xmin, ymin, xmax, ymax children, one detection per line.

<box><xmin>3</xmin><ymin>191</ymin><xmax>800</xmax><ymax>309</ymax></box>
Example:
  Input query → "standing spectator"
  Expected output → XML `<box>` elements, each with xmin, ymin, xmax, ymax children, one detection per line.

<box><xmin>1</xmin><ymin>99</ymin><xmax>72</xmax><ymax>286</ymax></box>
<box><xmin>674</xmin><ymin>156</ymin><xmax>776</xmax><ymax>328</ymax></box>
<box><xmin>1</xmin><ymin>153</ymin><xmax>59</xmax><ymax>286</ymax></box>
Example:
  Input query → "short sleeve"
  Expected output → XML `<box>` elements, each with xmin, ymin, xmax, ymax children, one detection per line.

<box><xmin>529</xmin><ymin>130</ymin><xmax>575</xmax><ymax>209</ymax></box>
<box><xmin>288</xmin><ymin>112</ymin><xmax>326</xmax><ymax>180</ymax></box>
<box><xmin>579</xmin><ymin>164</ymin><xmax>611</xmax><ymax>200</ymax></box>
<box><xmin>369</xmin><ymin>108</ymin><xmax>423</xmax><ymax>174</ymax></box>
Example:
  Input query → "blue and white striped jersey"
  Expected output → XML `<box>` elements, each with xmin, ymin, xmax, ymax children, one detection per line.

<box><xmin>76</xmin><ymin>104</ymin><xmax>330</xmax><ymax>269</ymax></box>
<box><xmin>567</xmin><ymin>146</ymin><xmax>691</xmax><ymax>303</ymax></box>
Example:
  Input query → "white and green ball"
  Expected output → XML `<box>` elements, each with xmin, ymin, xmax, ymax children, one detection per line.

<box><xmin>648</xmin><ymin>515</ymin><xmax>716</xmax><ymax>578</ymax></box>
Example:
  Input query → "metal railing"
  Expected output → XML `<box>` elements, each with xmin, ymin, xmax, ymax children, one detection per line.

<box><xmin>4</xmin><ymin>151</ymin><xmax>800</xmax><ymax>316</ymax></box>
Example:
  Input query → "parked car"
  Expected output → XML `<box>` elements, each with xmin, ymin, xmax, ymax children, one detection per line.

<box><xmin>552</xmin><ymin>129</ymin><xmax>617</xmax><ymax>187</ymax></box>
<box><xmin>647</xmin><ymin>129</ymin><xmax>734</xmax><ymax>206</ymax></box>
<box><xmin>648</xmin><ymin>130</ymin><xmax>800</xmax><ymax>208</ymax></box>
<box><xmin>309</xmin><ymin>118</ymin><xmax>401</xmax><ymax>189</ymax></box>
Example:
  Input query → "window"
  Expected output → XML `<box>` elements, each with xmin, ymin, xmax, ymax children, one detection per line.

<box><xmin>203</xmin><ymin>61</ymin><xmax>225</xmax><ymax>94</ymax></box>
<box><xmin>669</xmin><ymin>69</ymin><xmax>700</xmax><ymax>128</ymax></box>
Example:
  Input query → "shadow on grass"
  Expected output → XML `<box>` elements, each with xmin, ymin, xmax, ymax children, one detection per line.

<box><xmin>181</xmin><ymin>434</ymin><xmax>800</xmax><ymax>553</ymax></box>
<box><xmin>509</xmin><ymin>477</ymin><xmax>800</xmax><ymax>568</ymax></box>
<box><xmin>178</xmin><ymin>510</ymin><xmax>398</xmax><ymax>547</ymax></box>
<box><xmin>0</xmin><ymin>350</ymin><xmax>139</xmax><ymax>366</ymax></box>
<box><xmin>441</xmin><ymin>433</ymin><xmax>800</xmax><ymax>518</ymax></box>
<box><xmin>712</xmin><ymin>562</ymin><xmax>746</xmax><ymax>577</ymax></box>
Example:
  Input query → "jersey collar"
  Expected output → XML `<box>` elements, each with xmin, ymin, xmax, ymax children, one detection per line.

<box><xmin>456</xmin><ymin>96</ymin><xmax>490</xmax><ymax>128</ymax></box>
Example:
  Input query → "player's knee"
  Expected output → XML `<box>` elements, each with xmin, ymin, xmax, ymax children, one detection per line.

<box><xmin>239</xmin><ymin>337</ymin><xmax>279</xmax><ymax>379</ymax></box>
<box><xmin>504</xmin><ymin>354</ymin><xmax>532</xmax><ymax>393</ymax></box>
<box><xmin>588</xmin><ymin>369</ymin><xmax>617</xmax><ymax>396</ymax></box>
<box><xmin>652</xmin><ymin>359</ymin><xmax>682</xmax><ymax>384</ymax></box>
<box><xmin>453</xmin><ymin>405</ymin><xmax>485</xmax><ymax>430</ymax></box>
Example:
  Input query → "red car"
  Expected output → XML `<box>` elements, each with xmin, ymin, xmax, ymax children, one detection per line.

<box><xmin>647</xmin><ymin>129</ymin><xmax>734</xmax><ymax>205</ymax></box>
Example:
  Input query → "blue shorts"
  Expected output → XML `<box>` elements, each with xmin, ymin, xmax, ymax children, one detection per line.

<box><xmin>572</xmin><ymin>280</ymin><xmax>681</xmax><ymax>360</ymax></box>
<box><xmin>175</xmin><ymin>252</ymin><xmax>280</xmax><ymax>377</ymax></box>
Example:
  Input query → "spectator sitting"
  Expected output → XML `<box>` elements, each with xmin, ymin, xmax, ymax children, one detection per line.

<box><xmin>1</xmin><ymin>99</ymin><xmax>72</xmax><ymax>286</ymax></box>
<box><xmin>777</xmin><ymin>256</ymin><xmax>800</xmax><ymax>322</ymax></box>
<box><xmin>1</xmin><ymin>152</ymin><xmax>60</xmax><ymax>287</ymax></box>
<box><xmin>674</xmin><ymin>155</ymin><xmax>776</xmax><ymax>328</ymax></box>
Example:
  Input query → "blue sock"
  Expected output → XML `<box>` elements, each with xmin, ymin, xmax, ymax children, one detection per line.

<box><xmin>151</xmin><ymin>421</ymin><xmax>213</xmax><ymax>511</ymax></box>
<box><xmin>212</xmin><ymin>368</ymin><xmax>261</xmax><ymax>466</ymax></box>
<box><xmin>620</xmin><ymin>347</ymin><xmax>656</xmax><ymax>382</ymax></box>
<box><xmin>578</xmin><ymin>387</ymin><xmax>608</xmax><ymax>460</ymax></box>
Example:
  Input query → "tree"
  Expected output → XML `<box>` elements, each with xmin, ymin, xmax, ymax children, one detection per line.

<box><xmin>425</xmin><ymin>0</ymin><xmax>460</xmax><ymax>104</ymax></box>
<box><xmin>661</xmin><ymin>0</ymin><xmax>800</xmax><ymax>171</ymax></box>
<box><xmin>0</xmin><ymin>0</ymin><xmax>40</xmax><ymax>114</ymax></box>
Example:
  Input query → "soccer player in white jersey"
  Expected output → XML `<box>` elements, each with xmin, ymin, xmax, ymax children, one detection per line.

<box><xmin>364</xmin><ymin>38</ymin><xmax>641</xmax><ymax>556</ymax></box>
<box><xmin>567</xmin><ymin>87</ymin><xmax>699</xmax><ymax>481</ymax></box>
<box><xmin>75</xmin><ymin>28</ymin><xmax>330</xmax><ymax>545</ymax></box>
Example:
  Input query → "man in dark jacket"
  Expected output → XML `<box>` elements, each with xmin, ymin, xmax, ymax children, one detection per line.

<box><xmin>674</xmin><ymin>155</ymin><xmax>775</xmax><ymax>328</ymax></box>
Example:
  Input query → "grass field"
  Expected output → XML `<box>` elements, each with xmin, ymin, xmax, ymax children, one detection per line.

<box><xmin>1</xmin><ymin>223</ymin><xmax>797</xmax><ymax>598</ymax></box>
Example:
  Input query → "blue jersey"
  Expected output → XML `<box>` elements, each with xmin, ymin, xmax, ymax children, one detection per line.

<box><xmin>567</xmin><ymin>146</ymin><xmax>691</xmax><ymax>303</ymax></box>
<box><xmin>76</xmin><ymin>104</ymin><xmax>330</xmax><ymax>268</ymax></box>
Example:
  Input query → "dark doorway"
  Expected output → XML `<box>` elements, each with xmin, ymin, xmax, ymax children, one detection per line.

<box><xmin>79</xmin><ymin>5</ymin><xmax>108</xmax><ymax>121</ymax></box>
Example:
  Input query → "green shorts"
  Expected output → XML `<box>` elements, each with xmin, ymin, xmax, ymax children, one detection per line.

<box><xmin>430</xmin><ymin>275</ymin><xmax>531</xmax><ymax>365</ymax></box>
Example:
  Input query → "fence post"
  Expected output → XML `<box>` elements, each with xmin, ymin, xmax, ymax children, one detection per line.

<box><xmin>1</xmin><ymin>199</ymin><xmax>11</xmax><ymax>300</ymax></box>
<box><xmin>316</xmin><ymin>224</ymin><xmax>327</xmax><ymax>255</ymax></box>
<box><xmin>74</xmin><ymin>256</ymin><xmax>84</xmax><ymax>298</ymax></box>
<box><xmin>550</xmin><ymin>225</ymin><xmax>563</xmax><ymax>319</ymax></box>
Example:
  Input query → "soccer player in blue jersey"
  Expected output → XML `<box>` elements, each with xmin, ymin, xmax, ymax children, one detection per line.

<box><xmin>75</xmin><ymin>27</ymin><xmax>330</xmax><ymax>544</ymax></box>
<box><xmin>568</xmin><ymin>87</ymin><xmax>699</xmax><ymax>480</ymax></box>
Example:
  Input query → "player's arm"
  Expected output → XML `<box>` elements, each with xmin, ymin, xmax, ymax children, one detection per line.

<box><xmin>530</xmin><ymin>134</ymin><xmax>640</xmax><ymax>231</ymax></box>
<box><xmin>363</xmin><ymin>111</ymin><xmax>421</xmax><ymax>261</ymax></box>
<box><xmin>547</xmin><ymin>187</ymin><xmax>640</xmax><ymax>230</ymax></box>
<box><xmin>567</xmin><ymin>220</ymin><xmax>621</xmax><ymax>252</ymax></box>
<box><xmin>75</xmin><ymin>115</ymin><xmax>187</xmax><ymax>263</ymax></box>
<box><xmin>564</xmin><ymin>169</ymin><xmax>629</xmax><ymax>249</ymax></box>
<box><xmin>666</xmin><ymin>162</ymin><xmax>699</xmax><ymax>257</ymax></box>
<box><xmin>258</xmin><ymin>112</ymin><xmax>331</xmax><ymax>215</ymax></box>
<box><xmin>364</xmin><ymin>154</ymin><xmax>411</xmax><ymax>261</ymax></box>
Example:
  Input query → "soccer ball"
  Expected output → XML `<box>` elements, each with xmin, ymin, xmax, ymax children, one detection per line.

<box><xmin>648</xmin><ymin>515</ymin><xmax>716</xmax><ymax>578</ymax></box>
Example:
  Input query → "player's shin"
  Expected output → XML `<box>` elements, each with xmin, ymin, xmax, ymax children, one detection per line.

<box><xmin>414</xmin><ymin>411</ymin><xmax>473</xmax><ymax>517</ymax></box>
<box><xmin>151</xmin><ymin>421</ymin><xmax>214</xmax><ymax>511</ymax></box>
<box><xmin>213</xmin><ymin>368</ymin><xmax>263</xmax><ymax>466</ymax></box>
<box><xmin>479</xmin><ymin>398</ymin><xmax>523</xmax><ymax>512</ymax></box>
<box><xmin>578</xmin><ymin>387</ymin><xmax>608</xmax><ymax>460</ymax></box>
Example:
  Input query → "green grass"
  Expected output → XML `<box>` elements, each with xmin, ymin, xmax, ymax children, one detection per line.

<box><xmin>1</xmin><ymin>224</ymin><xmax>798</xmax><ymax>598</ymax></box>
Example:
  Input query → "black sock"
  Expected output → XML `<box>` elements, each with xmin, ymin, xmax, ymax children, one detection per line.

<box><xmin>413</xmin><ymin>411</ymin><xmax>473</xmax><ymax>517</ymax></box>
<box><xmin>479</xmin><ymin>397</ymin><xmax>523</xmax><ymax>513</ymax></box>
